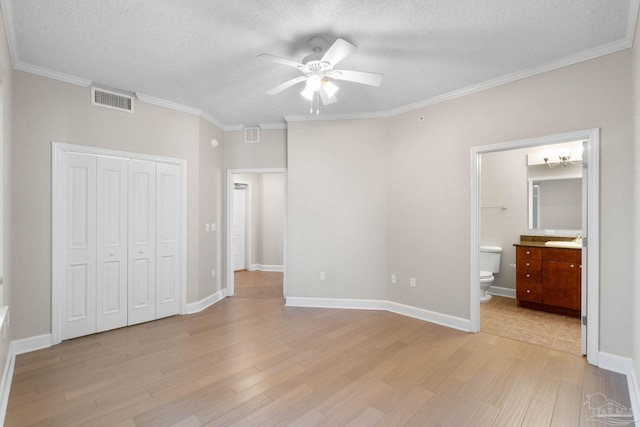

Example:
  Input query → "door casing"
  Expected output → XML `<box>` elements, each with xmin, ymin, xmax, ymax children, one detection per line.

<box><xmin>470</xmin><ymin>128</ymin><xmax>599</xmax><ymax>365</ymax></box>
<box><xmin>226</xmin><ymin>169</ymin><xmax>287</xmax><ymax>297</ymax></box>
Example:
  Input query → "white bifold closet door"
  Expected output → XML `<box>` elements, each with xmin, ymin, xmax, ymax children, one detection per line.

<box><xmin>128</xmin><ymin>160</ymin><xmax>157</xmax><ymax>325</ymax></box>
<box><xmin>62</xmin><ymin>153</ymin><xmax>97</xmax><ymax>340</ymax></box>
<box><xmin>156</xmin><ymin>162</ymin><xmax>181</xmax><ymax>319</ymax></box>
<box><xmin>61</xmin><ymin>152</ymin><xmax>181</xmax><ymax>340</ymax></box>
<box><xmin>96</xmin><ymin>157</ymin><xmax>128</xmax><ymax>333</ymax></box>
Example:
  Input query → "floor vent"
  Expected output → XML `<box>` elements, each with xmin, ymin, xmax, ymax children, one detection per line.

<box><xmin>244</xmin><ymin>127</ymin><xmax>259</xmax><ymax>143</ymax></box>
<box><xmin>91</xmin><ymin>87</ymin><xmax>134</xmax><ymax>113</ymax></box>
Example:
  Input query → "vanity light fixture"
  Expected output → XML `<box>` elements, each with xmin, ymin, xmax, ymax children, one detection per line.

<box><xmin>543</xmin><ymin>153</ymin><xmax>583</xmax><ymax>168</ymax></box>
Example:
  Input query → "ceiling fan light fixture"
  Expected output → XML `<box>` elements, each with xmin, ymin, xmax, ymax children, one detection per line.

<box><xmin>322</xmin><ymin>80</ymin><xmax>339</xmax><ymax>98</ymax></box>
<box><xmin>305</xmin><ymin>75</ymin><xmax>322</xmax><ymax>91</ymax></box>
<box><xmin>300</xmin><ymin>86</ymin><xmax>315</xmax><ymax>101</ymax></box>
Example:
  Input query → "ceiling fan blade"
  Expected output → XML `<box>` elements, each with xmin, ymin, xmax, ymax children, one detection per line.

<box><xmin>321</xmin><ymin>38</ymin><xmax>357</xmax><ymax>66</ymax></box>
<box><xmin>266</xmin><ymin>75</ymin><xmax>308</xmax><ymax>95</ymax></box>
<box><xmin>319</xmin><ymin>86</ymin><xmax>337</xmax><ymax>105</ymax></box>
<box><xmin>330</xmin><ymin>70</ymin><xmax>383</xmax><ymax>87</ymax></box>
<box><xmin>256</xmin><ymin>53</ymin><xmax>304</xmax><ymax>69</ymax></box>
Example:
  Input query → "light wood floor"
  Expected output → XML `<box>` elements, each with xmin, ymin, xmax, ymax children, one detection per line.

<box><xmin>234</xmin><ymin>270</ymin><xmax>283</xmax><ymax>298</ymax></box>
<box><xmin>6</xmin><ymin>297</ymin><xmax>631</xmax><ymax>426</ymax></box>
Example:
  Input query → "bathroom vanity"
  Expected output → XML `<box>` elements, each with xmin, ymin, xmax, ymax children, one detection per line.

<box><xmin>514</xmin><ymin>238</ymin><xmax>581</xmax><ymax>317</ymax></box>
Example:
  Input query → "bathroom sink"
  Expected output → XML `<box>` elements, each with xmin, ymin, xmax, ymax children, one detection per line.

<box><xmin>545</xmin><ymin>241</ymin><xmax>582</xmax><ymax>249</ymax></box>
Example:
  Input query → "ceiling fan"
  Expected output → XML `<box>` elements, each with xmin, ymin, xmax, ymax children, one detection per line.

<box><xmin>257</xmin><ymin>36</ymin><xmax>383</xmax><ymax>113</ymax></box>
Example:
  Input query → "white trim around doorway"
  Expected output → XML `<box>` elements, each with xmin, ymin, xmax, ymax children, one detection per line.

<box><xmin>226</xmin><ymin>168</ymin><xmax>287</xmax><ymax>297</ymax></box>
<box><xmin>470</xmin><ymin>128</ymin><xmax>599</xmax><ymax>366</ymax></box>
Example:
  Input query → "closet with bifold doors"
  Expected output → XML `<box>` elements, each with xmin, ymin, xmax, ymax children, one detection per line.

<box><xmin>58</xmin><ymin>147</ymin><xmax>184</xmax><ymax>341</ymax></box>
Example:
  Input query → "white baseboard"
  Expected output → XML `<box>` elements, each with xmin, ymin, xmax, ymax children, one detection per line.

<box><xmin>249</xmin><ymin>264</ymin><xmax>284</xmax><ymax>272</ymax></box>
<box><xmin>386</xmin><ymin>301</ymin><xmax>470</xmax><ymax>332</ymax></box>
<box><xmin>11</xmin><ymin>334</ymin><xmax>52</xmax><ymax>356</ymax></box>
<box><xmin>488</xmin><ymin>286</ymin><xmax>516</xmax><ymax>298</ymax></box>
<box><xmin>285</xmin><ymin>297</ymin><xmax>470</xmax><ymax>332</ymax></box>
<box><xmin>186</xmin><ymin>288</ymin><xmax>227</xmax><ymax>314</ymax></box>
<box><xmin>599</xmin><ymin>352</ymin><xmax>640</xmax><ymax>426</ymax></box>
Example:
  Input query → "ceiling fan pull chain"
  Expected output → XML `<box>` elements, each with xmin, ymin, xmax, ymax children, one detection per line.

<box><xmin>316</xmin><ymin>93</ymin><xmax>320</xmax><ymax>115</ymax></box>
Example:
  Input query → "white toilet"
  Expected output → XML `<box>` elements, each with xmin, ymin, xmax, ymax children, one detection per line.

<box><xmin>479</xmin><ymin>246</ymin><xmax>502</xmax><ymax>303</ymax></box>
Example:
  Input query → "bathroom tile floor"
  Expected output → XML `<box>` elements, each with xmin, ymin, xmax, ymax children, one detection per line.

<box><xmin>480</xmin><ymin>295</ymin><xmax>582</xmax><ymax>356</ymax></box>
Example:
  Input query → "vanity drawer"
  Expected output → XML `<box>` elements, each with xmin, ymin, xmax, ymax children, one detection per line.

<box><xmin>516</xmin><ymin>246</ymin><xmax>542</xmax><ymax>260</ymax></box>
<box><xmin>543</xmin><ymin>248</ymin><xmax>581</xmax><ymax>263</ymax></box>
<box><xmin>517</xmin><ymin>259</ymin><xmax>541</xmax><ymax>271</ymax></box>
<box><xmin>517</xmin><ymin>282</ymin><xmax>542</xmax><ymax>303</ymax></box>
<box><xmin>517</xmin><ymin>270</ymin><xmax>542</xmax><ymax>283</ymax></box>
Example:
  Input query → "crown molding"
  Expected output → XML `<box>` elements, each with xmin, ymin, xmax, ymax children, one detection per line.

<box><xmin>136</xmin><ymin>93</ymin><xmax>226</xmax><ymax>130</ymax></box>
<box><xmin>14</xmin><ymin>61</ymin><xmax>92</xmax><ymax>86</ymax></box>
<box><xmin>286</xmin><ymin>32</ymin><xmax>637</xmax><ymax>124</ymax></box>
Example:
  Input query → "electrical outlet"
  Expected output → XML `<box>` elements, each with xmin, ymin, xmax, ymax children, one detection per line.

<box><xmin>211</xmin><ymin>268</ymin><xmax>215</xmax><ymax>278</ymax></box>
<box><xmin>410</xmin><ymin>277</ymin><xmax>416</xmax><ymax>287</ymax></box>
<box><xmin>205</xmin><ymin>223</ymin><xmax>210</xmax><ymax>232</ymax></box>
<box><xmin>320</xmin><ymin>271</ymin><xmax>326</xmax><ymax>280</ymax></box>
<box><xmin>211</xmin><ymin>223</ymin><xmax>217</xmax><ymax>232</ymax></box>
<box><xmin>391</xmin><ymin>274</ymin><xmax>397</xmax><ymax>284</ymax></box>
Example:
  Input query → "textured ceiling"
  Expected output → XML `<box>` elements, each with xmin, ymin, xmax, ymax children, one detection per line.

<box><xmin>2</xmin><ymin>0</ymin><xmax>637</xmax><ymax>128</ymax></box>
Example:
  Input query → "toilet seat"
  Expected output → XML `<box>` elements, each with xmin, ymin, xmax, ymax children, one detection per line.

<box><xmin>480</xmin><ymin>270</ymin><xmax>493</xmax><ymax>280</ymax></box>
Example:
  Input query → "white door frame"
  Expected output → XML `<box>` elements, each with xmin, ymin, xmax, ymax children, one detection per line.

<box><xmin>226</xmin><ymin>168</ymin><xmax>287</xmax><ymax>297</ymax></box>
<box><xmin>52</xmin><ymin>142</ymin><xmax>188</xmax><ymax>345</ymax></box>
<box><xmin>470</xmin><ymin>128</ymin><xmax>600</xmax><ymax>365</ymax></box>
<box><xmin>233</xmin><ymin>181</ymin><xmax>251</xmax><ymax>271</ymax></box>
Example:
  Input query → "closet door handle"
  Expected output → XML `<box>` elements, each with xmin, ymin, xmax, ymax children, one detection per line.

<box><xmin>108</xmin><ymin>252</ymin><xmax>115</xmax><ymax>256</ymax></box>
<box><xmin>139</xmin><ymin>249</ymin><xmax>144</xmax><ymax>254</ymax></box>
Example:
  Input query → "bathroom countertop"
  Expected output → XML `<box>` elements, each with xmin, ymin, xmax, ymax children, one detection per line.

<box><xmin>514</xmin><ymin>235</ymin><xmax>579</xmax><ymax>249</ymax></box>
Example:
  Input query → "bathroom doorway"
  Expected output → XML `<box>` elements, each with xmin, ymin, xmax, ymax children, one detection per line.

<box><xmin>470</xmin><ymin>129</ymin><xmax>599</xmax><ymax>365</ymax></box>
<box><xmin>226</xmin><ymin>169</ymin><xmax>287</xmax><ymax>299</ymax></box>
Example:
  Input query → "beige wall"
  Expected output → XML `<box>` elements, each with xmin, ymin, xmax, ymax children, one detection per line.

<box><xmin>632</xmin><ymin>8</ymin><xmax>640</xmax><ymax>383</ymax></box>
<box><xmin>0</xmin><ymin>2</ymin><xmax>13</xmax><ymax>377</ymax></box>
<box><xmin>390</xmin><ymin>50</ymin><xmax>633</xmax><ymax>357</ymax></box>
<box><xmin>198</xmin><ymin>118</ymin><xmax>224</xmax><ymax>300</ymax></box>
<box><xmin>224</xmin><ymin>129</ymin><xmax>287</xmax><ymax>170</ymax></box>
<box><xmin>9</xmin><ymin>71</ymin><xmax>223</xmax><ymax>339</ymax></box>
<box><xmin>480</xmin><ymin>148</ymin><xmax>529</xmax><ymax>290</ymax></box>
<box><xmin>287</xmin><ymin>119</ymin><xmax>390</xmax><ymax>300</ymax></box>
<box><xmin>287</xmin><ymin>50</ymin><xmax>633</xmax><ymax>357</ymax></box>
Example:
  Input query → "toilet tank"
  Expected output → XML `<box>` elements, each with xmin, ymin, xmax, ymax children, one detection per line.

<box><xmin>479</xmin><ymin>246</ymin><xmax>502</xmax><ymax>273</ymax></box>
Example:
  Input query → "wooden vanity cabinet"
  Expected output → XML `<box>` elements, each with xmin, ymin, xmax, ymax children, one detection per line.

<box><xmin>515</xmin><ymin>247</ymin><xmax>542</xmax><ymax>303</ymax></box>
<box><xmin>541</xmin><ymin>248</ymin><xmax>581</xmax><ymax>310</ymax></box>
<box><xmin>515</xmin><ymin>245</ymin><xmax>581</xmax><ymax>316</ymax></box>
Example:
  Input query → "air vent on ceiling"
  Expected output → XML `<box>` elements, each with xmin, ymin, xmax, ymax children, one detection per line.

<box><xmin>244</xmin><ymin>127</ymin><xmax>259</xmax><ymax>144</ymax></box>
<box><xmin>91</xmin><ymin>87</ymin><xmax>134</xmax><ymax>113</ymax></box>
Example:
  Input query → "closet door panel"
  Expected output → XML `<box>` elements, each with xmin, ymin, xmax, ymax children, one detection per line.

<box><xmin>128</xmin><ymin>160</ymin><xmax>157</xmax><ymax>325</ymax></box>
<box><xmin>156</xmin><ymin>162</ymin><xmax>180</xmax><ymax>318</ymax></box>
<box><xmin>96</xmin><ymin>157</ymin><xmax>128</xmax><ymax>332</ymax></box>
<box><xmin>62</xmin><ymin>153</ymin><xmax>97</xmax><ymax>340</ymax></box>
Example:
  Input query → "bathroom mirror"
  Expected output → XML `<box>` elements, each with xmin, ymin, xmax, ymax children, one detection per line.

<box><xmin>527</xmin><ymin>166</ymin><xmax>582</xmax><ymax>230</ymax></box>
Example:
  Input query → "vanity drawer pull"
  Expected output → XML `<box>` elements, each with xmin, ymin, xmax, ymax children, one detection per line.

<box><xmin>526</xmin><ymin>262</ymin><xmax>530</xmax><ymax>266</ymax></box>
<box><xmin>526</xmin><ymin>289</ymin><xmax>531</xmax><ymax>293</ymax></box>
<box><xmin>570</xmin><ymin>264</ymin><xmax>575</xmax><ymax>268</ymax></box>
<box><xmin>526</xmin><ymin>274</ymin><xmax>531</xmax><ymax>278</ymax></box>
<box><xmin>526</xmin><ymin>251</ymin><xmax>530</xmax><ymax>255</ymax></box>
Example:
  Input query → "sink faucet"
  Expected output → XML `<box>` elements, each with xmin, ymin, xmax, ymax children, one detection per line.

<box><xmin>574</xmin><ymin>233</ymin><xmax>582</xmax><ymax>243</ymax></box>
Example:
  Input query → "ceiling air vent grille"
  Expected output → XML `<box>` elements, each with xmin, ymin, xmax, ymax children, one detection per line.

<box><xmin>91</xmin><ymin>87</ymin><xmax>134</xmax><ymax>113</ymax></box>
<box><xmin>244</xmin><ymin>127</ymin><xmax>259</xmax><ymax>143</ymax></box>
